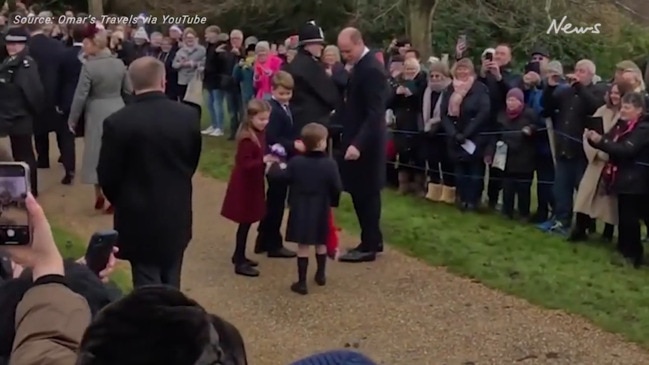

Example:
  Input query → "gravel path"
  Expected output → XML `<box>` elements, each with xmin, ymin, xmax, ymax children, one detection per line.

<box><xmin>29</xmin><ymin>137</ymin><xmax>649</xmax><ymax>364</ymax></box>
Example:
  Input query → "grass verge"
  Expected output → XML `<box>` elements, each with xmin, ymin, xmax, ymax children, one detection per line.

<box><xmin>52</xmin><ymin>224</ymin><xmax>131</xmax><ymax>291</ymax></box>
<box><xmin>199</xmin><ymin>132</ymin><xmax>649</xmax><ymax>347</ymax></box>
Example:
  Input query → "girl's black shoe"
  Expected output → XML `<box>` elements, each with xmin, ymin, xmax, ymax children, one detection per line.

<box><xmin>234</xmin><ymin>263</ymin><xmax>259</xmax><ymax>277</ymax></box>
<box><xmin>290</xmin><ymin>282</ymin><xmax>308</xmax><ymax>295</ymax></box>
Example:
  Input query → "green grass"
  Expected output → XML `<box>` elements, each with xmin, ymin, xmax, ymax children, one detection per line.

<box><xmin>52</xmin><ymin>224</ymin><xmax>131</xmax><ymax>291</ymax></box>
<box><xmin>199</xmin><ymin>129</ymin><xmax>649</xmax><ymax>347</ymax></box>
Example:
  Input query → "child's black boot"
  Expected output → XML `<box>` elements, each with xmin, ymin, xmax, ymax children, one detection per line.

<box><xmin>291</xmin><ymin>257</ymin><xmax>308</xmax><ymax>295</ymax></box>
<box><xmin>315</xmin><ymin>253</ymin><xmax>327</xmax><ymax>286</ymax></box>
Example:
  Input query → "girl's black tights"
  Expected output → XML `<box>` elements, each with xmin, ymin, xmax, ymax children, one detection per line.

<box><xmin>232</xmin><ymin>223</ymin><xmax>251</xmax><ymax>265</ymax></box>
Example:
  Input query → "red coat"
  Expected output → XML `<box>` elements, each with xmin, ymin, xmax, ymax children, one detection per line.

<box><xmin>221</xmin><ymin>130</ymin><xmax>266</xmax><ymax>223</ymax></box>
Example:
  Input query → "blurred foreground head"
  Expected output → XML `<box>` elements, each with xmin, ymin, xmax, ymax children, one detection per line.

<box><xmin>77</xmin><ymin>286</ymin><xmax>248</xmax><ymax>365</ymax></box>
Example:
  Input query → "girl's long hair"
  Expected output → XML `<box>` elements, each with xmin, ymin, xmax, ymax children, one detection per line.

<box><xmin>236</xmin><ymin>99</ymin><xmax>271</xmax><ymax>147</ymax></box>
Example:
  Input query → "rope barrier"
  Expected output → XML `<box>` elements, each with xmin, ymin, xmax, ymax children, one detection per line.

<box><xmin>373</xmin><ymin>125</ymin><xmax>649</xmax><ymax>184</ymax></box>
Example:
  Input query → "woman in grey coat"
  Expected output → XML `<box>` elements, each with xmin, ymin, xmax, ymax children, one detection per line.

<box><xmin>172</xmin><ymin>28</ymin><xmax>205</xmax><ymax>98</ymax></box>
<box><xmin>68</xmin><ymin>25</ymin><xmax>132</xmax><ymax>213</ymax></box>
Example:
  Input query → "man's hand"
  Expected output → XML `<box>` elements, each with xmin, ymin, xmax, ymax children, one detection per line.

<box><xmin>76</xmin><ymin>246</ymin><xmax>118</xmax><ymax>283</ymax></box>
<box><xmin>325</xmin><ymin>67</ymin><xmax>332</xmax><ymax>76</ymax></box>
<box><xmin>294</xmin><ymin>140</ymin><xmax>305</xmax><ymax>152</ymax></box>
<box><xmin>489</xmin><ymin>61</ymin><xmax>502</xmax><ymax>80</ymax></box>
<box><xmin>395</xmin><ymin>85</ymin><xmax>406</xmax><ymax>94</ymax></box>
<box><xmin>480</xmin><ymin>59</ymin><xmax>489</xmax><ymax>77</ymax></box>
<box><xmin>523</xmin><ymin>71</ymin><xmax>540</xmax><ymax>87</ymax></box>
<box><xmin>2</xmin><ymin>193</ymin><xmax>63</xmax><ymax>281</ymax></box>
<box><xmin>522</xmin><ymin>126</ymin><xmax>532</xmax><ymax>135</ymax></box>
<box><xmin>344</xmin><ymin>145</ymin><xmax>360</xmax><ymax>160</ymax></box>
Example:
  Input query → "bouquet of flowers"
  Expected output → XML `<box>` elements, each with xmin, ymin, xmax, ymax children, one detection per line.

<box><xmin>266</xmin><ymin>144</ymin><xmax>287</xmax><ymax>174</ymax></box>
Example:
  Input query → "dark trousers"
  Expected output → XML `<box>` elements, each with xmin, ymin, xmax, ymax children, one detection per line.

<box><xmin>501</xmin><ymin>171</ymin><xmax>533</xmax><ymax>217</ymax></box>
<box><xmin>455</xmin><ymin>160</ymin><xmax>484</xmax><ymax>206</ymax></box>
<box><xmin>256</xmin><ymin>176</ymin><xmax>288</xmax><ymax>252</ymax></box>
<box><xmin>350</xmin><ymin>190</ymin><xmax>383</xmax><ymax>252</ymax></box>
<box><xmin>396</xmin><ymin>136</ymin><xmax>425</xmax><ymax>173</ymax></box>
<box><xmin>165</xmin><ymin>82</ymin><xmax>182</xmax><ymax>100</ymax></box>
<box><xmin>534</xmin><ymin>153</ymin><xmax>555</xmax><ymax>216</ymax></box>
<box><xmin>35</xmin><ymin>118</ymin><xmax>75</xmax><ymax>173</ymax></box>
<box><xmin>176</xmin><ymin>84</ymin><xmax>188</xmax><ymax>101</ymax></box>
<box><xmin>425</xmin><ymin>140</ymin><xmax>455</xmax><ymax>186</ymax></box>
<box><xmin>9</xmin><ymin>134</ymin><xmax>37</xmax><ymax>195</ymax></box>
<box><xmin>617</xmin><ymin>194</ymin><xmax>649</xmax><ymax>262</ymax></box>
<box><xmin>487</xmin><ymin>167</ymin><xmax>503</xmax><ymax>206</ymax></box>
<box><xmin>553</xmin><ymin>156</ymin><xmax>587</xmax><ymax>226</ymax></box>
<box><xmin>130</xmin><ymin>253</ymin><xmax>184</xmax><ymax>289</ymax></box>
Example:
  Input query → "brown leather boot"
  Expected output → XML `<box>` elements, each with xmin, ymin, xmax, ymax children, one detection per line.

<box><xmin>425</xmin><ymin>183</ymin><xmax>443</xmax><ymax>201</ymax></box>
<box><xmin>440</xmin><ymin>186</ymin><xmax>456</xmax><ymax>204</ymax></box>
<box><xmin>397</xmin><ymin>171</ymin><xmax>410</xmax><ymax>194</ymax></box>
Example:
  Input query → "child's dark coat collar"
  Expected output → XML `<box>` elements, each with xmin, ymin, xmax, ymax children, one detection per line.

<box><xmin>304</xmin><ymin>150</ymin><xmax>327</xmax><ymax>158</ymax></box>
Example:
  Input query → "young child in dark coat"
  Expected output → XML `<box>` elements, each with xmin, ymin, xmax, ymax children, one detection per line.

<box><xmin>221</xmin><ymin>99</ymin><xmax>278</xmax><ymax>278</ymax></box>
<box><xmin>487</xmin><ymin>88</ymin><xmax>537</xmax><ymax>219</ymax></box>
<box><xmin>269</xmin><ymin>123</ymin><xmax>343</xmax><ymax>295</ymax></box>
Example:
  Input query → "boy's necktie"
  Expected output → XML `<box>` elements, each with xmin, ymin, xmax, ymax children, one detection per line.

<box><xmin>283</xmin><ymin>104</ymin><xmax>292</xmax><ymax>123</ymax></box>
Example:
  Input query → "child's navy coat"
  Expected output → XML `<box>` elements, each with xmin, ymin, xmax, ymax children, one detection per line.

<box><xmin>269</xmin><ymin>151</ymin><xmax>342</xmax><ymax>245</ymax></box>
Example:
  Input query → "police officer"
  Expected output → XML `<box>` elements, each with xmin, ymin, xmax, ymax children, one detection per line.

<box><xmin>282</xmin><ymin>21</ymin><xmax>340</xmax><ymax>131</ymax></box>
<box><xmin>0</xmin><ymin>27</ymin><xmax>44</xmax><ymax>196</ymax></box>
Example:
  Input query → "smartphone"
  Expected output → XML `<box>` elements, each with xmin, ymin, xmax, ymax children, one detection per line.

<box><xmin>0</xmin><ymin>163</ymin><xmax>30</xmax><ymax>246</ymax></box>
<box><xmin>586</xmin><ymin>116</ymin><xmax>604</xmax><ymax>135</ymax></box>
<box><xmin>85</xmin><ymin>230</ymin><xmax>118</xmax><ymax>276</ymax></box>
<box><xmin>485</xmin><ymin>52</ymin><xmax>493</xmax><ymax>61</ymax></box>
<box><xmin>524</xmin><ymin>61</ymin><xmax>541</xmax><ymax>74</ymax></box>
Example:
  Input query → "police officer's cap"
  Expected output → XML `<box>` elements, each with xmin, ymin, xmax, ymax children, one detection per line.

<box><xmin>298</xmin><ymin>21</ymin><xmax>325</xmax><ymax>46</ymax></box>
<box><xmin>5</xmin><ymin>27</ymin><xmax>29</xmax><ymax>44</ymax></box>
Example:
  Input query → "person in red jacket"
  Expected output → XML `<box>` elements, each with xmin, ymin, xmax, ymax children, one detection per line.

<box><xmin>221</xmin><ymin>99</ymin><xmax>278</xmax><ymax>277</ymax></box>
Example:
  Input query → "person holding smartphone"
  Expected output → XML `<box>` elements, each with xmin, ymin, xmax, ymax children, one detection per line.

<box><xmin>478</xmin><ymin>44</ymin><xmax>523</xmax><ymax>211</ymax></box>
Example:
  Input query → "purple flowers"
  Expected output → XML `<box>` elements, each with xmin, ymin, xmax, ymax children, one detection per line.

<box><xmin>270</xmin><ymin>143</ymin><xmax>287</xmax><ymax>159</ymax></box>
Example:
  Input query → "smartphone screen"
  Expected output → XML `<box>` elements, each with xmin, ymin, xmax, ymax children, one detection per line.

<box><xmin>0</xmin><ymin>163</ymin><xmax>30</xmax><ymax>245</ymax></box>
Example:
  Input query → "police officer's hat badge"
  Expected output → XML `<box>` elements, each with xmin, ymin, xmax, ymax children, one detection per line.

<box><xmin>298</xmin><ymin>20</ymin><xmax>325</xmax><ymax>45</ymax></box>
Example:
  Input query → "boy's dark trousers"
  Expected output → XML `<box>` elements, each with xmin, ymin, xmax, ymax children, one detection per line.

<box><xmin>502</xmin><ymin>171</ymin><xmax>533</xmax><ymax>218</ymax></box>
<box><xmin>256</xmin><ymin>175</ymin><xmax>288</xmax><ymax>253</ymax></box>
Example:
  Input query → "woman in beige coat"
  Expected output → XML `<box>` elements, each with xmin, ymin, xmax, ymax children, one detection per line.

<box><xmin>571</xmin><ymin>82</ymin><xmax>632</xmax><ymax>242</ymax></box>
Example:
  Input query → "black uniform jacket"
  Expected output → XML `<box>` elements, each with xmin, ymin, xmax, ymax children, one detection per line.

<box><xmin>282</xmin><ymin>49</ymin><xmax>340</xmax><ymax>130</ymax></box>
<box><xmin>0</xmin><ymin>50</ymin><xmax>44</xmax><ymax>136</ymax></box>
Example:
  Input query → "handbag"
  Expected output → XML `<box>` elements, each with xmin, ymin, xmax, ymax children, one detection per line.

<box><xmin>183</xmin><ymin>71</ymin><xmax>203</xmax><ymax>106</ymax></box>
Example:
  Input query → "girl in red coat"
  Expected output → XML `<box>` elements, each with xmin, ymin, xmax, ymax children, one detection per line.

<box><xmin>221</xmin><ymin>99</ymin><xmax>277</xmax><ymax>277</ymax></box>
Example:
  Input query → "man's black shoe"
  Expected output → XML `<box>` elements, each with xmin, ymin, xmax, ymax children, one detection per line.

<box><xmin>267</xmin><ymin>247</ymin><xmax>296</xmax><ymax>258</ymax></box>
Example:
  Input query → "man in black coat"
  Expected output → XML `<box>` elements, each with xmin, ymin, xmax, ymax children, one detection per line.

<box><xmin>25</xmin><ymin>19</ymin><xmax>64</xmax><ymax>169</ymax></box>
<box><xmin>55</xmin><ymin>24</ymin><xmax>85</xmax><ymax>184</ymax></box>
<box><xmin>336</xmin><ymin>28</ymin><xmax>387</xmax><ymax>263</ymax></box>
<box><xmin>97</xmin><ymin>57</ymin><xmax>202</xmax><ymax>289</ymax></box>
<box><xmin>282</xmin><ymin>21</ymin><xmax>340</xmax><ymax>132</ymax></box>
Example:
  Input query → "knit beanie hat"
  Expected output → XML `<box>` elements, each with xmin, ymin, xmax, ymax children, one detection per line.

<box><xmin>506</xmin><ymin>88</ymin><xmax>524</xmax><ymax>103</ymax></box>
<box><xmin>545</xmin><ymin>60</ymin><xmax>563</xmax><ymax>76</ymax></box>
<box><xmin>290</xmin><ymin>350</ymin><xmax>377</xmax><ymax>365</ymax></box>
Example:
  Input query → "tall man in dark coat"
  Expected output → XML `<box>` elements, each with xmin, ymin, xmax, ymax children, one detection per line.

<box><xmin>55</xmin><ymin>24</ymin><xmax>85</xmax><ymax>184</ymax></box>
<box><xmin>97</xmin><ymin>57</ymin><xmax>202</xmax><ymax>289</ymax></box>
<box><xmin>282</xmin><ymin>21</ymin><xmax>340</xmax><ymax>132</ymax></box>
<box><xmin>25</xmin><ymin>19</ymin><xmax>64</xmax><ymax>169</ymax></box>
<box><xmin>336</xmin><ymin>28</ymin><xmax>387</xmax><ymax>263</ymax></box>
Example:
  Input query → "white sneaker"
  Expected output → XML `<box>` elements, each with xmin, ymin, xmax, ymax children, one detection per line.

<box><xmin>201</xmin><ymin>126</ymin><xmax>215</xmax><ymax>135</ymax></box>
<box><xmin>210</xmin><ymin>128</ymin><xmax>224</xmax><ymax>136</ymax></box>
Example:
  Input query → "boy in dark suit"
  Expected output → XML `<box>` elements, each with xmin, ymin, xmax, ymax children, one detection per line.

<box><xmin>269</xmin><ymin>123</ymin><xmax>343</xmax><ymax>295</ymax></box>
<box><xmin>254</xmin><ymin>71</ymin><xmax>302</xmax><ymax>258</ymax></box>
